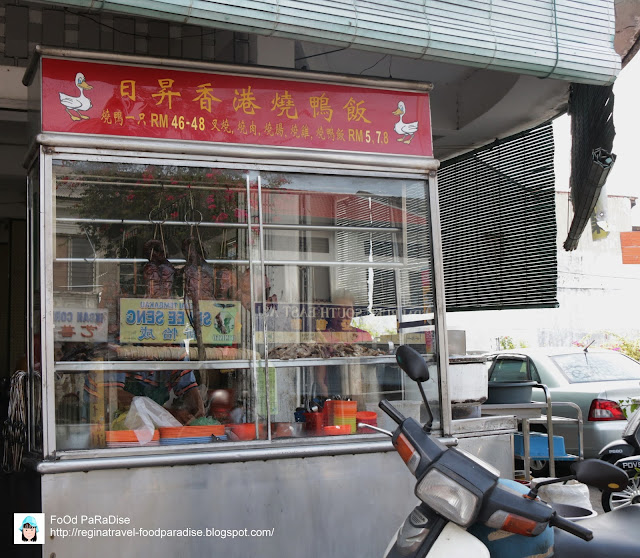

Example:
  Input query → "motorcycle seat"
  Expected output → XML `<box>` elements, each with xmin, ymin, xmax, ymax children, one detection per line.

<box><xmin>553</xmin><ymin>505</ymin><xmax>640</xmax><ymax>558</ymax></box>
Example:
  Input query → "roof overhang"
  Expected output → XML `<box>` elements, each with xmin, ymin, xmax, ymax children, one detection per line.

<box><xmin>37</xmin><ymin>0</ymin><xmax>621</xmax><ymax>85</ymax></box>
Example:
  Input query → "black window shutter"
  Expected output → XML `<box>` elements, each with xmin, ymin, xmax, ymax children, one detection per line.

<box><xmin>438</xmin><ymin>123</ymin><xmax>558</xmax><ymax>312</ymax></box>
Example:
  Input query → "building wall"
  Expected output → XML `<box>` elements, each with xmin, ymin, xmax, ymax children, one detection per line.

<box><xmin>551</xmin><ymin>191</ymin><xmax>640</xmax><ymax>344</ymax></box>
<box><xmin>0</xmin><ymin>0</ymin><xmax>219</xmax><ymax>67</ymax></box>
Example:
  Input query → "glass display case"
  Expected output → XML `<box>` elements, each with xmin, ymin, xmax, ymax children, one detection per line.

<box><xmin>18</xmin><ymin>47</ymin><xmax>516</xmax><ymax>558</ymax></box>
<box><xmin>42</xmin><ymin>156</ymin><xmax>439</xmax><ymax>452</ymax></box>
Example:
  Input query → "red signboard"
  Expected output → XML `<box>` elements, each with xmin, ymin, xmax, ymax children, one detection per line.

<box><xmin>621</xmin><ymin>231</ymin><xmax>640</xmax><ymax>264</ymax></box>
<box><xmin>41</xmin><ymin>57</ymin><xmax>432</xmax><ymax>157</ymax></box>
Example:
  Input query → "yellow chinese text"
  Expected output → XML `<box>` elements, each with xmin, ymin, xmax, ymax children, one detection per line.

<box><xmin>152</xmin><ymin>79</ymin><xmax>181</xmax><ymax>109</ymax></box>
<box><xmin>233</xmin><ymin>86</ymin><xmax>261</xmax><ymax>115</ymax></box>
<box><xmin>193</xmin><ymin>83</ymin><xmax>222</xmax><ymax>113</ymax></box>
<box><xmin>343</xmin><ymin>97</ymin><xmax>371</xmax><ymax>123</ymax></box>
<box><xmin>271</xmin><ymin>91</ymin><xmax>298</xmax><ymax>119</ymax></box>
<box><xmin>120</xmin><ymin>80</ymin><xmax>136</xmax><ymax>101</ymax></box>
<box><xmin>309</xmin><ymin>92</ymin><xmax>333</xmax><ymax>122</ymax></box>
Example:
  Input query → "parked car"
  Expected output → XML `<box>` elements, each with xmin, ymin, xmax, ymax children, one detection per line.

<box><xmin>486</xmin><ymin>348</ymin><xmax>640</xmax><ymax>472</ymax></box>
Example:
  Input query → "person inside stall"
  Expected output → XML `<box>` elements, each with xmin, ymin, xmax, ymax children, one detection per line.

<box><xmin>322</xmin><ymin>289</ymin><xmax>372</xmax><ymax>345</ymax></box>
<box><xmin>83</xmin><ymin>368</ymin><xmax>205</xmax><ymax>425</ymax></box>
<box><xmin>315</xmin><ymin>289</ymin><xmax>372</xmax><ymax>398</ymax></box>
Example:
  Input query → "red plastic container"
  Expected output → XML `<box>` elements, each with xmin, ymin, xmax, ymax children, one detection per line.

<box><xmin>356</xmin><ymin>411</ymin><xmax>378</xmax><ymax>433</ymax></box>
<box><xmin>106</xmin><ymin>430</ymin><xmax>159</xmax><ymax>443</ymax></box>
<box><xmin>227</xmin><ymin>423</ymin><xmax>266</xmax><ymax>441</ymax></box>
<box><xmin>323</xmin><ymin>424</ymin><xmax>352</xmax><ymax>436</ymax></box>
<box><xmin>356</xmin><ymin>411</ymin><xmax>377</xmax><ymax>422</ymax></box>
<box><xmin>159</xmin><ymin>425</ymin><xmax>225</xmax><ymax>439</ymax></box>
<box><xmin>304</xmin><ymin>412</ymin><xmax>325</xmax><ymax>435</ymax></box>
<box><xmin>323</xmin><ymin>400</ymin><xmax>336</xmax><ymax>426</ymax></box>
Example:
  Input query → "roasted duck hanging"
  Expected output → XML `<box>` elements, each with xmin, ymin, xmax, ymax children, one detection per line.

<box><xmin>181</xmin><ymin>236</ymin><xmax>214</xmax><ymax>360</ymax></box>
<box><xmin>143</xmin><ymin>239</ymin><xmax>175</xmax><ymax>298</ymax></box>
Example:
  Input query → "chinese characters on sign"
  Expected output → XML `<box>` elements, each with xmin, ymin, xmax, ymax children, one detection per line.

<box><xmin>119</xmin><ymin>299</ymin><xmax>241</xmax><ymax>345</ymax></box>
<box><xmin>42</xmin><ymin>58</ymin><xmax>432</xmax><ymax>157</ymax></box>
<box><xmin>54</xmin><ymin>309</ymin><xmax>109</xmax><ymax>343</ymax></box>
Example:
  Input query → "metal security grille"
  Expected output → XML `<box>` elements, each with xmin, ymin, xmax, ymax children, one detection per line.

<box><xmin>438</xmin><ymin>123</ymin><xmax>557</xmax><ymax>312</ymax></box>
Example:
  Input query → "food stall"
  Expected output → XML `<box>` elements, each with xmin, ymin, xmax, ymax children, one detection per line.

<box><xmin>19</xmin><ymin>46</ymin><xmax>516</xmax><ymax>557</ymax></box>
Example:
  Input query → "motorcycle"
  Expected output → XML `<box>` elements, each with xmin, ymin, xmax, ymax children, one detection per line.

<box><xmin>365</xmin><ymin>345</ymin><xmax>640</xmax><ymax>558</ymax></box>
<box><xmin>598</xmin><ymin>405</ymin><xmax>640</xmax><ymax>511</ymax></box>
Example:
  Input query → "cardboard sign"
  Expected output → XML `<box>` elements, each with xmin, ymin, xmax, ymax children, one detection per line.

<box><xmin>53</xmin><ymin>308</ymin><xmax>109</xmax><ymax>342</ymax></box>
<box><xmin>119</xmin><ymin>298</ymin><xmax>241</xmax><ymax>345</ymax></box>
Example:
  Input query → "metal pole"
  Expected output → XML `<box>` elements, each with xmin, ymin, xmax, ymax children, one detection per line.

<box><xmin>427</xmin><ymin>171</ymin><xmax>452</xmax><ymax>437</ymax></box>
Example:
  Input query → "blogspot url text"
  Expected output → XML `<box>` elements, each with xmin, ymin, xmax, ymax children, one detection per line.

<box><xmin>50</xmin><ymin>527</ymin><xmax>275</xmax><ymax>539</ymax></box>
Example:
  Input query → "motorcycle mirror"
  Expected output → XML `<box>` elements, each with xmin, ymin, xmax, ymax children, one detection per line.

<box><xmin>395</xmin><ymin>346</ymin><xmax>430</xmax><ymax>383</ymax></box>
<box><xmin>395</xmin><ymin>345</ymin><xmax>434</xmax><ymax>431</ymax></box>
<box><xmin>571</xmin><ymin>459</ymin><xmax>629</xmax><ymax>492</ymax></box>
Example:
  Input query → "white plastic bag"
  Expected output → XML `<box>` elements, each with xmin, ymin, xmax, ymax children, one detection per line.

<box><xmin>124</xmin><ymin>396</ymin><xmax>181</xmax><ymax>444</ymax></box>
<box><xmin>531</xmin><ymin>478</ymin><xmax>593</xmax><ymax>511</ymax></box>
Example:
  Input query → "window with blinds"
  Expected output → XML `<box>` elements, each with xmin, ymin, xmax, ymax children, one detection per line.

<box><xmin>438</xmin><ymin>123</ymin><xmax>558</xmax><ymax>312</ymax></box>
<box><xmin>53</xmin><ymin>235</ymin><xmax>95</xmax><ymax>292</ymax></box>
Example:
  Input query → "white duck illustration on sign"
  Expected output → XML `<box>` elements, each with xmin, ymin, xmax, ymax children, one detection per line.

<box><xmin>59</xmin><ymin>73</ymin><xmax>93</xmax><ymax>121</ymax></box>
<box><xmin>392</xmin><ymin>101</ymin><xmax>418</xmax><ymax>144</ymax></box>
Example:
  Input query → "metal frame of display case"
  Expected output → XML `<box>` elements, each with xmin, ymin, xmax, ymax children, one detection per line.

<box><xmin>19</xmin><ymin>48</ymin><xmax>516</xmax><ymax>468</ymax></box>
<box><xmin>32</xmin><ymin>141</ymin><xmax>453</xmax><ymax>459</ymax></box>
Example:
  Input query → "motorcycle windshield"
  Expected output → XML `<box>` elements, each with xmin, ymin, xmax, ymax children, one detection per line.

<box><xmin>622</xmin><ymin>407</ymin><xmax>640</xmax><ymax>439</ymax></box>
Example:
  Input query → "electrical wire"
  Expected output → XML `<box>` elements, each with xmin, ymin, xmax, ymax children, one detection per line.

<box><xmin>359</xmin><ymin>54</ymin><xmax>389</xmax><ymax>75</ymax></box>
<box><xmin>295</xmin><ymin>47</ymin><xmax>348</xmax><ymax>62</ymax></box>
<box><xmin>2</xmin><ymin>370</ymin><xmax>29</xmax><ymax>473</ymax></box>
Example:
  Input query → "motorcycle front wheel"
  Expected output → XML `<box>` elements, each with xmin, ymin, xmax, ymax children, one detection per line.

<box><xmin>602</xmin><ymin>473</ymin><xmax>640</xmax><ymax>512</ymax></box>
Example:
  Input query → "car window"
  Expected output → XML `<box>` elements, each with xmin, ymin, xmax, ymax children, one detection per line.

<box><xmin>489</xmin><ymin>358</ymin><xmax>528</xmax><ymax>382</ymax></box>
<box><xmin>529</xmin><ymin>361</ymin><xmax>541</xmax><ymax>383</ymax></box>
<box><xmin>550</xmin><ymin>352</ymin><xmax>640</xmax><ymax>383</ymax></box>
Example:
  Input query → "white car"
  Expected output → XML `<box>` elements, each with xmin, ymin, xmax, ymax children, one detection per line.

<box><xmin>486</xmin><ymin>348</ymin><xmax>640</xmax><ymax>472</ymax></box>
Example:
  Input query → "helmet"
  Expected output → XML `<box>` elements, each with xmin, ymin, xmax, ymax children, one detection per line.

<box><xmin>20</xmin><ymin>516</ymin><xmax>39</xmax><ymax>532</ymax></box>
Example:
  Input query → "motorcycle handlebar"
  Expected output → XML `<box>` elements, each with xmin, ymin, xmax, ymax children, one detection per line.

<box><xmin>550</xmin><ymin>513</ymin><xmax>593</xmax><ymax>541</ymax></box>
<box><xmin>379</xmin><ymin>399</ymin><xmax>406</xmax><ymax>426</ymax></box>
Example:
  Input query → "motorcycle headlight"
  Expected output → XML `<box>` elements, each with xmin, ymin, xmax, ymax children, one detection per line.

<box><xmin>414</xmin><ymin>468</ymin><xmax>480</xmax><ymax>527</ymax></box>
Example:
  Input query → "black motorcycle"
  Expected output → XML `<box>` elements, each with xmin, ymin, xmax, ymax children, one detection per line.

<box><xmin>373</xmin><ymin>345</ymin><xmax>640</xmax><ymax>558</ymax></box>
<box><xmin>598</xmin><ymin>405</ymin><xmax>640</xmax><ymax>511</ymax></box>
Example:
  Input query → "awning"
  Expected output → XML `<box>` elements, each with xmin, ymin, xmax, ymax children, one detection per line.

<box><xmin>42</xmin><ymin>0</ymin><xmax>620</xmax><ymax>85</ymax></box>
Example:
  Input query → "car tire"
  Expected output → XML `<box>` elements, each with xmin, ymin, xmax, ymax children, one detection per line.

<box><xmin>529</xmin><ymin>459</ymin><xmax>550</xmax><ymax>478</ymax></box>
<box><xmin>601</xmin><ymin>472</ymin><xmax>640</xmax><ymax>512</ymax></box>
<box><xmin>515</xmin><ymin>458</ymin><xmax>549</xmax><ymax>478</ymax></box>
